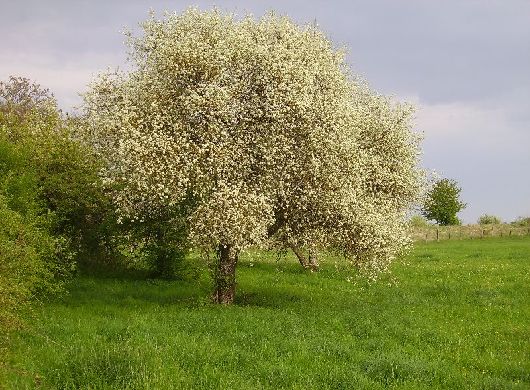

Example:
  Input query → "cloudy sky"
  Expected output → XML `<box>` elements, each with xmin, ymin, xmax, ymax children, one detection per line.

<box><xmin>1</xmin><ymin>0</ymin><xmax>529</xmax><ymax>223</ymax></box>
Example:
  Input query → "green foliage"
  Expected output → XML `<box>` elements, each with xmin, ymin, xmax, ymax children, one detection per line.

<box><xmin>422</xmin><ymin>178</ymin><xmax>466</xmax><ymax>225</ymax></box>
<box><xmin>0</xmin><ymin>195</ymin><xmax>52</xmax><ymax>331</ymax></box>
<box><xmin>408</xmin><ymin>215</ymin><xmax>431</xmax><ymax>228</ymax></box>
<box><xmin>118</xmin><ymin>213</ymin><xmax>191</xmax><ymax>280</ymax></box>
<box><xmin>0</xmin><ymin>143</ymin><xmax>74</xmax><ymax>333</ymax></box>
<box><xmin>1</xmin><ymin>76</ymin><xmax>121</xmax><ymax>266</ymax></box>
<box><xmin>511</xmin><ymin>216</ymin><xmax>530</xmax><ymax>227</ymax></box>
<box><xmin>478</xmin><ymin>214</ymin><xmax>502</xmax><ymax>225</ymax></box>
<box><xmin>1</xmin><ymin>74</ymin><xmax>191</xmax><ymax>284</ymax></box>
<box><xmin>3</xmin><ymin>238</ymin><xmax>529</xmax><ymax>388</ymax></box>
<box><xmin>0</xmin><ymin>76</ymin><xmax>99</xmax><ymax>336</ymax></box>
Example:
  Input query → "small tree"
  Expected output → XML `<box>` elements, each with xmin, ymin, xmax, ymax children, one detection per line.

<box><xmin>422</xmin><ymin>178</ymin><xmax>465</xmax><ymax>225</ymax></box>
<box><xmin>477</xmin><ymin>214</ymin><xmax>501</xmax><ymax>225</ymax></box>
<box><xmin>83</xmin><ymin>9</ymin><xmax>423</xmax><ymax>304</ymax></box>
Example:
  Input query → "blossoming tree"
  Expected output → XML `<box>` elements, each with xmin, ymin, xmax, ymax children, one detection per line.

<box><xmin>83</xmin><ymin>9</ymin><xmax>422</xmax><ymax>304</ymax></box>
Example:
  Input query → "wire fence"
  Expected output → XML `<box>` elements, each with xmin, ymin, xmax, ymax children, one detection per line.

<box><xmin>410</xmin><ymin>225</ymin><xmax>530</xmax><ymax>242</ymax></box>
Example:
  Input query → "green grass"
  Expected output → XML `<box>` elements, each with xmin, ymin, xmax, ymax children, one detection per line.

<box><xmin>2</xmin><ymin>237</ymin><xmax>529</xmax><ymax>389</ymax></box>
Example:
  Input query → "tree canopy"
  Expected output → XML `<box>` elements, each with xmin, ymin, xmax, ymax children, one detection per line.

<box><xmin>422</xmin><ymin>178</ymin><xmax>465</xmax><ymax>225</ymax></box>
<box><xmin>83</xmin><ymin>9</ymin><xmax>423</xmax><ymax>303</ymax></box>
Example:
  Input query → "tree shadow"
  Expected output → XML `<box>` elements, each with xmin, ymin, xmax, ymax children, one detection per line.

<box><xmin>56</xmin><ymin>275</ymin><xmax>211</xmax><ymax>309</ymax></box>
<box><xmin>235</xmin><ymin>285</ymin><xmax>308</xmax><ymax>308</ymax></box>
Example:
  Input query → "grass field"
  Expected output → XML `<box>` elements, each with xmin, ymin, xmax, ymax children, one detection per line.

<box><xmin>2</xmin><ymin>237</ymin><xmax>529</xmax><ymax>389</ymax></box>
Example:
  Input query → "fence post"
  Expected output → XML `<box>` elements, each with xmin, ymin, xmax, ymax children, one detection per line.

<box><xmin>436</xmin><ymin>228</ymin><xmax>439</xmax><ymax>241</ymax></box>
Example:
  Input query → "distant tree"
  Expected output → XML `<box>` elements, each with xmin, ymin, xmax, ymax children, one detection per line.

<box><xmin>477</xmin><ymin>214</ymin><xmax>501</xmax><ymax>225</ymax></box>
<box><xmin>0</xmin><ymin>76</ymin><xmax>60</xmax><ymax>138</ymax></box>
<box><xmin>511</xmin><ymin>216</ymin><xmax>530</xmax><ymax>227</ymax></box>
<box><xmin>422</xmin><ymin>178</ymin><xmax>465</xmax><ymax>225</ymax></box>
<box><xmin>83</xmin><ymin>9</ymin><xmax>423</xmax><ymax>304</ymax></box>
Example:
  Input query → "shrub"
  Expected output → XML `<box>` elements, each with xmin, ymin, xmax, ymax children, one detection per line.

<box><xmin>0</xmin><ymin>191</ymin><xmax>73</xmax><ymax>332</ymax></box>
<box><xmin>1</xmin><ymin>76</ymin><xmax>122</xmax><ymax>269</ymax></box>
<box><xmin>408</xmin><ymin>215</ymin><xmax>431</xmax><ymax>228</ymax></box>
<box><xmin>114</xmin><ymin>206</ymin><xmax>191</xmax><ymax>279</ymax></box>
<box><xmin>477</xmin><ymin>214</ymin><xmax>502</xmax><ymax>225</ymax></box>
<box><xmin>511</xmin><ymin>216</ymin><xmax>530</xmax><ymax>227</ymax></box>
<box><xmin>0</xmin><ymin>135</ymin><xmax>75</xmax><ymax>334</ymax></box>
<box><xmin>0</xmin><ymin>77</ymin><xmax>90</xmax><ymax>334</ymax></box>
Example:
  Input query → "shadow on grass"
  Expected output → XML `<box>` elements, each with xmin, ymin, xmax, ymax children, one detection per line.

<box><xmin>58</xmin><ymin>257</ymin><xmax>357</xmax><ymax>313</ymax></box>
<box><xmin>59</xmin><ymin>276</ymin><xmax>317</xmax><ymax>313</ymax></box>
<box><xmin>56</xmin><ymin>275</ymin><xmax>211</xmax><ymax>309</ymax></box>
<box><xmin>235</xmin><ymin>287</ymin><xmax>306</xmax><ymax>308</ymax></box>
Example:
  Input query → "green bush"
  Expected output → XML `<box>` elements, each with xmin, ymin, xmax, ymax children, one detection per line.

<box><xmin>0</xmin><ymin>136</ymin><xmax>76</xmax><ymax>332</ymax></box>
<box><xmin>0</xmin><ymin>192</ymin><xmax>74</xmax><ymax>332</ymax></box>
<box><xmin>511</xmin><ymin>216</ymin><xmax>530</xmax><ymax>227</ymax></box>
<box><xmin>31</xmin><ymin>127</ymin><xmax>117</xmax><ymax>262</ymax></box>
<box><xmin>1</xmin><ymin>76</ymin><xmax>121</xmax><ymax>268</ymax></box>
<box><xmin>1</xmin><ymin>200</ymin><xmax>43</xmax><ymax>329</ymax></box>
<box><xmin>116</xmin><ymin>210</ymin><xmax>190</xmax><ymax>280</ymax></box>
<box><xmin>0</xmin><ymin>77</ymin><xmax>84</xmax><ymax>334</ymax></box>
<box><xmin>477</xmin><ymin>214</ymin><xmax>502</xmax><ymax>225</ymax></box>
<box><xmin>408</xmin><ymin>215</ymin><xmax>431</xmax><ymax>228</ymax></box>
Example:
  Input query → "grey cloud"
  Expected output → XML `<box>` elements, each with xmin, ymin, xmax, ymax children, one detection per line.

<box><xmin>1</xmin><ymin>0</ymin><xmax>529</xmax><ymax>222</ymax></box>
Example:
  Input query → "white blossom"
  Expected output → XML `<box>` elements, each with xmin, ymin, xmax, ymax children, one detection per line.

<box><xmin>82</xmin><ymin>9</ymin><xmax>423</xmax><ymax>277</ymax></box>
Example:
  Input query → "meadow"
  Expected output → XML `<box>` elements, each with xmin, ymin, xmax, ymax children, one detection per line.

<box><xmin>2</xmin><ymin>237</ymin><xmax>529</xmax><ymax>389</ymax></box>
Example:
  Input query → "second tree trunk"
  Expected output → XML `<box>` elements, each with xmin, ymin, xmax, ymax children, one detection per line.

<box><xmin>212</xmin><ymin>244</ymin><xmax>239</xmax><ymax>304</ymax></box>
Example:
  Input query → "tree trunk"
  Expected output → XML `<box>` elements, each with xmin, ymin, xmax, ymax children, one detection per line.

<box><xmin>212</xmin><ymin>244</ymin><xmax>239</xmax><ymax>304</ymax></box>
<box><xmin>290</xmin><ymin>245</ymin><xmax>319</xmax><ymax>271</ymax></box>
<box><xmin>308</xmin><ymin>249</ymin><xmax>319</xmax><ymax>269</ymax></box>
